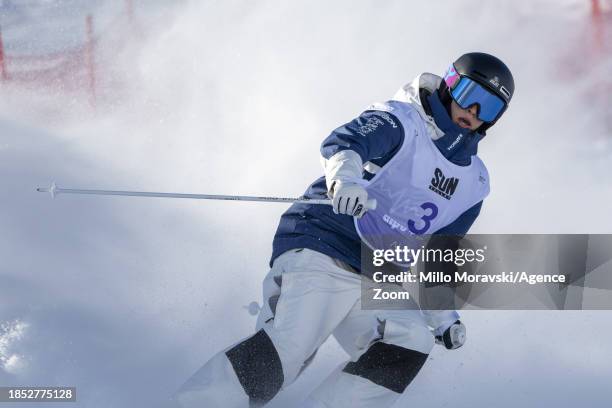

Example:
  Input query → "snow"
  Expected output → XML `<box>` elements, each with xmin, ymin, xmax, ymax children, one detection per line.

<box><xmin>0</xmin><ymin>319</ymin><xmax>28</xmax><ymax>375</ymax></box>
<box><xmin>0</xmin><ymin>0</ymin><xmax>611</xmax><ymax>407</ymax></box>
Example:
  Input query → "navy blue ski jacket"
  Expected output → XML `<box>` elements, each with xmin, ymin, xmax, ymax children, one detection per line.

<box><xmin>271</xmin><ymin>88</ymin><xmax>484</xmax><ymax>273</ymax></box>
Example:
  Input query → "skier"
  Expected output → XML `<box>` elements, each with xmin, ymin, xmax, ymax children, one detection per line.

<box><xmin>172</xmin><ymin>52</ymin><xmax>515</xmax><ymax>407</ymax></box>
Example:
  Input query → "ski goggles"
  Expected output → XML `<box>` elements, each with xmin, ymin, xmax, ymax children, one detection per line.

<box><xmin>443</xmin><ymin>65</ymin><xmax>506</xmax><ymax>122</ymax></box>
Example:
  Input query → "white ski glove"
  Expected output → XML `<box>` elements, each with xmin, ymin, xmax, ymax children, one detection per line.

<box><xmin>434</xmin><ymin>320</ymin><xmax>466</xmax><ymax>350</ymax></box>
<box><xmin>330</xmin><ymin>180</ymin><xmax>369</xmax><ymax>218</ymax></box>
<box><xmin>321</xmin><ymin>150</ymin><xmax>371</xmax><ymax>218</ymax></box>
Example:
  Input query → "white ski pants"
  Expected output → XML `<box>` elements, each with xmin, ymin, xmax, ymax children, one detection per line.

<box><xmin>173</xmin><ymin>248</ymin><xmax>434</xmax><ymax>408</ymax></box>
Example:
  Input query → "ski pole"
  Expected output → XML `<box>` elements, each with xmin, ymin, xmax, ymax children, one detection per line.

<box><xmin>36</xmin><ymin>182</ymin><xmax>377</xmax><ymax>210</ymax></box>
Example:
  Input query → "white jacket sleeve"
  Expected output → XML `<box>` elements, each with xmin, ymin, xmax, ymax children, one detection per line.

<box><xmin>320</xmin><ymin>150</ymin><xmax>364</xmax><ymax>193</ymax></box>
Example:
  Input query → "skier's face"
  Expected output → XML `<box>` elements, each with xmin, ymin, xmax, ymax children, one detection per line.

<box><xmin>450</xmin><ymin>100</ymin><xmax>484</xmax><ymax>131</ymax></box>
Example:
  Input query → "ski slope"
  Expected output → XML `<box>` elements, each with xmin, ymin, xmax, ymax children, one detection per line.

<box><xmin>1</xmin><ymin>1</ymin><xmax>611</xmax><ymax>407</ymax></box>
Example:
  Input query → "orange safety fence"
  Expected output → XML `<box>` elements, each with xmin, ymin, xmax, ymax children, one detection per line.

<box><xmin>556</xmin><ymin>1</ymin><xmax>612</xmax><ymax>131</ymax></box>
<box><xmin>0</xmin><ymin>0</ymin><xmax>136</xmax><ymax>108</ymax></box>
<box><xmin>591</xmin><ymin>0</ymin><xmax>612</xmax><ymax>131</ymax></box>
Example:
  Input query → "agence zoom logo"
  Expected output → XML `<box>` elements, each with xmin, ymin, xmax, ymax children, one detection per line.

<box><xmin>428</xmin><ymin>168</ymin><xmax>459</xmax><ymax>200</ymax></box>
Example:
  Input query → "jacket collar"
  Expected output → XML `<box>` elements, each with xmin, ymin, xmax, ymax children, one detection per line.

<box><xmin>392</xmin><ymin>73</ymin><xmax>446</xmax><ymax>140</ymax></box>
<box><xmin>392</xmin><ymin>73</ymin><xmax>484</xmax><ymax>166</ymax></box>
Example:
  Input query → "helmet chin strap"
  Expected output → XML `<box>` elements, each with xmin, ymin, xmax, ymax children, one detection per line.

<box><xmin>437</xmin><ymin>81</ymin><xmax>454</xmax><ymax>117</ymax></box>
<box><xmin>476</xmin><ymin>122</ymin><xmax>491</xmax><ymax>135</ymax></box>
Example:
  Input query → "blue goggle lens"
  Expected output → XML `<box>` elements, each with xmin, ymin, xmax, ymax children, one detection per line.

<box><xmin>450</xmin><ymin>77</ymin><xmax>506</xmax><ymax>122</ymax></box>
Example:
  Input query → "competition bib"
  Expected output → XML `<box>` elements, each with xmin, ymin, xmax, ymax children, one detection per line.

<box><xmin>355</xmin><ymin>101</ymin><xmax>490</xmax><ymax>260</ymax></box>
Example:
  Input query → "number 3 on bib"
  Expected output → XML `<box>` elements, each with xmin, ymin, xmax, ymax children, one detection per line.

<box><xmin>407</xmin><ymin>202</ymin><xmax>439</xmax><ymax>235</ymax></box>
